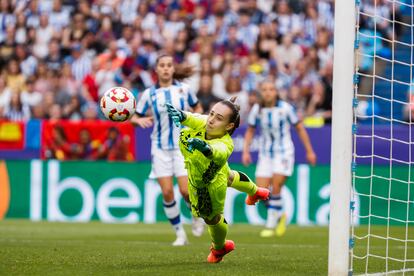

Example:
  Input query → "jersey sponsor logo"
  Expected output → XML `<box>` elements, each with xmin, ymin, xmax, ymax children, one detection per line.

<box><xmin>179</xmin><ymin>132</ymin><xmax>192</xmax><ymax>152</ymax></box>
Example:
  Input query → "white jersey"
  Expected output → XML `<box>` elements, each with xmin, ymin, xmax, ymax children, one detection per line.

<box><xmin>247</xmin><ymin>101</ymin><xmax>299</xmax><ymax>157</ymax></box>
<box><xmin>136</xmin><ymin>81</ymin><xmax>199</xmax><ymax>150</ymax></box>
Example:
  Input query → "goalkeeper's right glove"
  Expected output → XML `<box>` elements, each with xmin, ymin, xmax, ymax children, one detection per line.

<box><xmin>165</xmin><ymin>103</ymin><xmax>186</xmax><ymax>127</ymax></box>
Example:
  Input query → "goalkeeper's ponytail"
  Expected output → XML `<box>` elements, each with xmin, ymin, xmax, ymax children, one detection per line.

<box><xmin>220</xmin><ymin>96</ymin><xmax>240</xmax><ymax>136</ymax></box>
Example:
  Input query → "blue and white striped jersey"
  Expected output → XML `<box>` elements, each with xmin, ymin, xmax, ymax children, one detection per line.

<box><xmin>136</xmin><ymin>81</ymin><xmax>199</xmax><ymax>150</ymax></box>
<box><xmin>247</xmin><ymin>101</ymin><xmax>299</xmax><ymax>157</ymax></box>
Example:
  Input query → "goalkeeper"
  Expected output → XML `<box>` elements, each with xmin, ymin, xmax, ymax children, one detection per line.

<box><xmin>165</xmin><ymin>97</ymin><xmax>269</xmax><ymax>263</ymax></box>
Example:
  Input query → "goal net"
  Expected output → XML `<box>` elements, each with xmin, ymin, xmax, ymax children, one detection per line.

<box><xmin>351</xmin><ymin>0</ymin><xmax>414</xmax><ymax>274</ymax></box>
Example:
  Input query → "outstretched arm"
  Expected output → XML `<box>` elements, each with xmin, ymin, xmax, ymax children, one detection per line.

<box><xmin>295</xmin><ymin>122</ymin><xmax>317</xmax><ymax>165</ymax></box>
<box><xmin>130</xmin><ymin>113</ymin><xmax>154</xmax><ymax>128</ymax></box>
<box><xmin>165</xmin><ymin>103</ymin><xmax>207</xmax><ymax>129</ymax></box>
<box><xmin>187</xmin><ymin>138</ymin><xmax>232</xmax><ymax>164</ymax></box>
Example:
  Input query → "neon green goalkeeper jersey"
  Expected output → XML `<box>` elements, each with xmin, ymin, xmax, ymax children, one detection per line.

<box><xmin>179</xmin><ymin>112</ymin><xmax>234</xmax><ymax>190</ymax></box>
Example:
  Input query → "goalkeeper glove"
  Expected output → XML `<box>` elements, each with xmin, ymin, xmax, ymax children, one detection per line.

<box><xmin>165</xmin><ymin>103</ymin><xmax>186</xmax><ymax>127</ymax></box>
<box><xmin>187</xmin><ymin>138</ymin><xmax>212</xmax><ymax>157</ymax></box>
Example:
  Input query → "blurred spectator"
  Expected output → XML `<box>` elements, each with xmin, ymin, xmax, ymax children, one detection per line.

<box><xmin>96</xmin><ymin>15</ymin><xmax>116</xmax><ymax>47</ymax></box>
<box><xmin>60</xmin><ymin>62</ymin><xmax>80</xmax><ymax>96</ymax></box>
<box><xmin>21</xmin><ymin>77</ymin><xmax>42</xmax><ymax>108</ymax></box>
<box><xmin>15</xmin><ymin>13</ymin><xmax>27</xmax><ymax>44</ymax></box>
<box><xmin>96</xmin><ymin>59</ymin><xmax>116</xmax><ymax>97</ymax></box>
<box><xmin>65</xmin><ymin>43</ymin><xmax>92</xmax><ymax>83</ymax></box>
<box><xmin>33</xmin><ymin>62</ymin><xmax>53</xmax><ymax>94</ymax></box>
<box><xmin>274</xmin><ymin>33</ymin><xmax>303</xmax><ymax>76</ymax></box>
<box><xmin>47</xmin><ymin>103</ymin><xmax>63</xmax><ymax>122</ymax></box>
<box><xmin>6</xmin><ymin>58</ymin><xmax>26</xmax><ymax>93</ymax></box>
<box><xmin>82</xmin><ymin>101</ymin><xmax>98</xmax><ymax>120</ymax></box>
<box><xmin>256</xmin><ymin>23</ymin><xmax>277</xmax><ymax>61</ymax></box>
<box><xmin>273</xmin><ymin>0</ymin><xmax>303</xmax><ymax>36</ymax></box>
<box><xmin>98</xmin><ymin>127</ymin><xmax>131</xmax><ymax>161</ymax></box>
<box><xmin>97</xmin><ymin>40</ymin><xmax>124</xmax><ymax>70</ymax></box>
<box><xmin>0</xmin><ymin>75</ymin><xmax>11</xmax><ymax>116</ymax></box>
<box><xmin>215</xmin><ymin>24</ymin><xmax>249</xmax><ymax>58</ymax></box>
<box><xmin>3</xmin><ymin>92</ymin><xmax>31</xmax><ymax>121</ymax></box>
<box><xmin>49</xmin><ymin>0</ymin><xmax>70</xmax><ymax>32</ymax></box>
<box><xmin>315</xmin><ymin>27</ymin><xmax>333</xmax><ymax>73</ymax></box>
<box><xmin>82</xmin><ymin>58</ymin><xmax>100</xmax><ymax>102</ymax></box>
<box><xmin>33</xmin><ymin>13</ymin><xmax>54</xmax><ymax>59</ymax></box>
<box><xmin>119</xmin><ymin>38</ymin><xmax>153</xmax><ymax>93</ymax></box>
<box><xmin>45</xmin><ymin>39</ymin><xmax>63</xmax><ymax>71</ymax></box>
<box><xmin>63</xmin><ymin>95</ymin><xmax>82</xmax><ymax>120</ymax></box>
<box><xmin>0</xmin><ymin>25</ymin><xmax>17</xmax><ymax>67</ymax></box>
<box><xmin>237</xmin><ymin>9</ymin><xmax>259</xmax><ymax>50</ymax></box>
<box><xmin>44</xmin><ymin>125</ymin><xmax>72</xmax><ymax>160</ymax></box>
<box><xmin>72</xmin><ymin>128</ymin><xmax>100</xmax><ymax>160</ymax></box>
<box><xmin>15</xmin><ymin>44</ymin><xmax>37</xmax><ymax>77</ymax></box>
<box><xmin>197</xmin><ymin>74</ymin><xmax>221</xmax><ymax>113</ymax></box>
<box><xmin>118</xmin><ymin>0</ymin><xmax>140</xmax><ymax>25</ymax></box>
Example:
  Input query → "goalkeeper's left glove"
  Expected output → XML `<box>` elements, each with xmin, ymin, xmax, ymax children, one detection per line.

<box><xmin>187</xmin><ymin>138</ymin><xmax>212</xmax><ymax>157</ymax></box>
<box><xmin>165</xmin><ymin>103</ymin><xmax>186</xmax><ymax>127</ymax></box>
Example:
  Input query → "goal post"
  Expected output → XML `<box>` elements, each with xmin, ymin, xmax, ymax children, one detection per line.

<box><xmin>328</xmin><ymin>0</ymin><xmax>356</xmax><ymax>275</ymax></box>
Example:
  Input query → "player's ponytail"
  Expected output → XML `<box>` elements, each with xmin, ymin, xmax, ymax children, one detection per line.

<box><xmin>155</xmin><ymin>54</ymin><xmax>195</xmax><ymax>81</ymax></box>
<box><xmin>173</xmin><ymin>63</ymin><xmax>196</xmax><ymax>81</ymax></box>
<box><xmin>220</xmin><ymin>96</ymin><xmax>240</xmax><ymax>136</ymax></box>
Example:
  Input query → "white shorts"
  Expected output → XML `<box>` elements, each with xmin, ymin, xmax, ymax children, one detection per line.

<box><xmin>149</xmin><ymin>147</ymin><xmax>187</xmax><ymax>179</ymax></box>
<box><xmin>255</xmin><ymin>152</ymin><xmax>295</xmax><ymax>178</ymax></box>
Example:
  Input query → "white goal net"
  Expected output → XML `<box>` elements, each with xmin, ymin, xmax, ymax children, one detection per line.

<box><xmin>351</xmin><ymin>0</ymin><xmax>414</xmax><ymax>274</ymax></box>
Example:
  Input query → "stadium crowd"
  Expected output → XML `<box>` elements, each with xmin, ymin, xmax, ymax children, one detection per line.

<box><xmin>0</xmin><ymin>0</ymin><xmax>339</xmax><ymax>124</ymax></box>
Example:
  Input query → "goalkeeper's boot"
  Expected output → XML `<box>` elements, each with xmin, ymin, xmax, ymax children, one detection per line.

<box><xmin>207</xmin><ymin>240</ymin><xmax>235</xmax><ymax>263</ymax></box>
<box><xmin>192</xmin><ymin>217</ymin><xmax>205</xmax><ymax>237</ymax></box>
<box><xmin>276</xmin><ymin>213</ymin><xmax>287</xmax><ymax>237</ymax></box>
<box><xmin>172</xmin><ymin>231</ymin><xmax>189</xmax><ymax>246</ymax></box>
<box><xmin>245</xmin><ymin>187</ymin><xmax>270</xmax><ymax>205</ymax></box>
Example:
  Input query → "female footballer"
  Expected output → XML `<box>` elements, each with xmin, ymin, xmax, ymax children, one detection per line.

<box><xmin>242</xmin><ymin>80</ymin><xmax>317</xmax><ymax>238</ymax></box>
<box><xmin>130</xmin><ymin>54</ymin><xmax>204</xmax><ymax>246</ymax></box>
<box><xmin>165</xmin><ymin>97</ymin><xmax>269</xmax><ymax>263</ymax></box>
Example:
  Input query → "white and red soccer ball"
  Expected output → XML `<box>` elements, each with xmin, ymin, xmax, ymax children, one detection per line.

<box><xmin>100</xmin><ymin>87</ymin><xmax>136</xmax><ymax>122</ymax></box>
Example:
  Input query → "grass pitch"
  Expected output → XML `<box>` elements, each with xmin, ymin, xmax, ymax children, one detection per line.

<box><xmin>2</xmin><ymin>220</ymin><xmax>413</xmax><ymax>275</ymax></box>
<box><xmin>0</xmin><ymin>220</ymin><xmax>329</xmax><ymax>275</ymax></box>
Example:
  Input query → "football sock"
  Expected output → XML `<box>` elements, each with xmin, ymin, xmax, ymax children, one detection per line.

<box><xmin>163</xmin><ymin>200</ymin><xmax>184</xmax><ymax>234</ymax></box>
<box><xmin>265</xmin><ymin>194</ymin><xmax>283</xmax><ymax>228</ymax></box>
<box><xmin>230</xmin><ymin>171</ymin><xmax>258</xmax><ymax>196</ymax></box>
<box><xmin>207</xmin><ymin>215</ymin><xmax>228</xmax><ymax>250</ymax></box>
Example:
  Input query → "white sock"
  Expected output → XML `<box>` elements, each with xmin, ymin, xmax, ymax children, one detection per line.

<box><xmin>163</xmin><ymin>200</ymin><xmax>185</xmax><ymax>235</ymax></box>
<box><xmin>265</xmin><ymin>194</ymin><xmax>283</xmax><ymax>228</ymax></box>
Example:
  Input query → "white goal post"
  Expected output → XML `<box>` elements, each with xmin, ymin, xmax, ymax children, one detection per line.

<box><xmin>328</xmin><ymin>0</ymin><xmax>356</xmax><ymax>275</ymax></box>
<box><xmin>329</xmin><ymin>0</ymin><xmax>414</xmax><ymax>274</ymax></box>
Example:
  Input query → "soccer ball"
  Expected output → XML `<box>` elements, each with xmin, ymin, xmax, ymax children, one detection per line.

<box><xmin>100</xmin><ymin>87</ymin><xmax>136</xmax><ymax>122</ymax></box>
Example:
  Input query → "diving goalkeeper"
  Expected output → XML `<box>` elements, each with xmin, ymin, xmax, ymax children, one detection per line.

<box><xmin>165</xmin><ymin>97</ymin><xmax>269</xmax><ymax>263</ymax></box>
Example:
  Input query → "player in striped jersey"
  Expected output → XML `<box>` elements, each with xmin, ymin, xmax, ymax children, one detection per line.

<box><xmin>242</xmin><ymin>80</ymin><xmax>317</xmax><ymax>238</ymax></box>
<box><xmin>130</xmin><ymin>54</ymin><xmax>203</xmax><ymax>246</ymax></box>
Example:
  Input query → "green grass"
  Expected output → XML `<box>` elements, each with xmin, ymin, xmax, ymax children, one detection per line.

<box><xmin>2</xmin><ymin>220</ymin><xmax>413</xmax><ymax>275</ymax></box>
<box><xmin>0</xmin><ymin>220</ymin><xmax>329</xmax><ymax>275</ymax></box>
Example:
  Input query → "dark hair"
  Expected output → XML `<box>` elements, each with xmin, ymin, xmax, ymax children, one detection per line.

<box><xmin>219</xmin><ymin>96</ymin><xmax>240</xmax><ymax>136</ymax></box>
<box><xmin>155</xmin><ymin>54</ymin><xmax>195</xmax><ymax>81</ymax></box>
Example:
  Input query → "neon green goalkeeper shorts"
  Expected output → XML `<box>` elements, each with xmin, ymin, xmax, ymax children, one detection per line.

<box><xmin>188</xmin><ymin>181</ymin><xmax>227</xmax><ymax>221</ymax></box>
